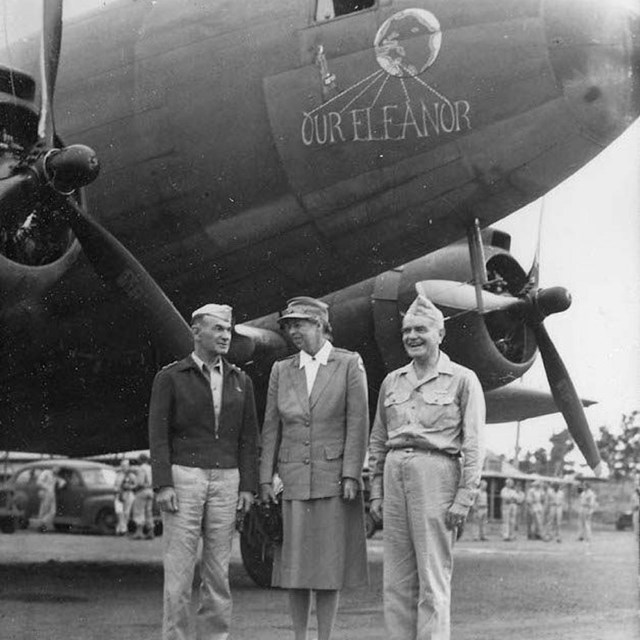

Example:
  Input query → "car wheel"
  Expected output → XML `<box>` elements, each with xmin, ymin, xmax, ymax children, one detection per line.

<box><xmin>95</xmin><ymin>508</ymin><xmax>117</xmax><ymax>535</ymax></box>
<box><xmin>54</xmin><ymin>523</ymin><xmax>72</xmax><ymax>533</ymax></box>
<box><xmin>0</xmin><ymin>518</ymin><xmax>16</xmax><ymax>534</ymax></box>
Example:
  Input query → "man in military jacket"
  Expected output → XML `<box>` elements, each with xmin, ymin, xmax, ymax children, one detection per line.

<box><xmin>149</xmin><ymin>303</ymin><xmax>259</xmax><ymax>640</ymax></box>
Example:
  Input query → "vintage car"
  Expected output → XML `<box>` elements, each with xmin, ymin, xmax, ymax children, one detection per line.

<box><xmin>0</xmin><ymin>482</ymin><xmax>23</xmax><ymax>533</ymax></box>
<box><xmin>10</xmin><ymin>459</ymin><xmax>118</xmax><ymax>534</ymax></box>
<box><xmin>615</xmin><ymin>510</ymin><xmax>634</xmax><ymax>531</ymax></box>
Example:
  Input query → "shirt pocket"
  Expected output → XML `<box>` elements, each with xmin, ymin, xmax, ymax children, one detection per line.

<box><xmin>383</xmin><ymin>391</ymin><xmax>412</xmax><ymax>433</ymax></box>
<box><xmin>383</xmin><ymin>391</ymin><xmax>411</xmax><ymax>407</ymax></box>
<box><xmin>417</xmin><ymin>388</ymin><xmax>459</xmax><ymax>430</ymax></box>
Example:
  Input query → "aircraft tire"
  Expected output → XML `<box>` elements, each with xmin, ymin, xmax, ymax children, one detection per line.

<box><xmin>238</xmin><ymin>505</ymin><xmax>279</xmax><ymax>588</ymax></box>
<box><xmin>239</xmin><ymin>527</ymin><xmax>275</xmax><ymax>588</ymax></box>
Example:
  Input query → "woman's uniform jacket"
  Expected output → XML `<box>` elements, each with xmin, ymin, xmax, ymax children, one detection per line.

<box><xmin>259</xmin><ymin>346</ymin><xmax>369</xmax><ymax>501</ymax></box>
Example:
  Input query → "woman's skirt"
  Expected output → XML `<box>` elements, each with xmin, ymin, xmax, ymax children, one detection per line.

<box><xmin>272</xmin><ymin>494</ymin><xmax>369</xmax><ymax>589</ymax></box>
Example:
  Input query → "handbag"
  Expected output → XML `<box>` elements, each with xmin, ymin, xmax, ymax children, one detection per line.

<box><xmin>240</xmin><ymin>500</ymin><xmax>283</xmax><ymax>545</ymax></box>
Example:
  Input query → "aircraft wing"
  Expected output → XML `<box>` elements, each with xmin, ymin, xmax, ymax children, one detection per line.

<box><xmin>485</xmin><ymin>383</ymin><xmax>595</xmax><ymax>424</ymax></box>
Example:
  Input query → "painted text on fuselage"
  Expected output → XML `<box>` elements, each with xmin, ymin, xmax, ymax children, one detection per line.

<box><xmin>301</xmin><ymin>99</ymin><xmax>472</xmax><ymax>147</ymax></box>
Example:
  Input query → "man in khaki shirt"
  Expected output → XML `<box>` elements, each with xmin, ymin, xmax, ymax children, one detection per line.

<box><xmin>368</xmin><ymin>292</ymin><xmax>485</xmax><ymax>640</ymax></box>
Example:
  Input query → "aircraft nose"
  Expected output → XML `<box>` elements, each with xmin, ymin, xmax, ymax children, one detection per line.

<box><xmin>544</xmin><ymin>0</ymin><xmax>640</xmax><ymax>144</ymax></box>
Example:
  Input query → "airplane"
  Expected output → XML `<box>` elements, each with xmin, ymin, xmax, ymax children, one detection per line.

<box><xmin>1</xmin><ymin>0</ymin><xmax>638</xmax><ymax>477</ymax></box>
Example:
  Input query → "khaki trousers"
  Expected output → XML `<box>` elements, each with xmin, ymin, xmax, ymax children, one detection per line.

<box><xmin>501</xmin><ymin>503</ymin><xmax>517</xmax><ymax>540</ymax></box>
<box><xmin>162</xmin><ymin>465</ymin><xmax>239</xmax><ymax>640</ymax></box>
<box><xmin>474</xmin><ymin>506</ymin><xmax>488</xmax><ymax>540</ymax></box>
<box><xmin>383</xmin><ymin>449</ymin><xmax>459</xmax><ymax>640</ymax></box>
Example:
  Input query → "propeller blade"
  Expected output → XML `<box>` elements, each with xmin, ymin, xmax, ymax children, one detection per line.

<box><xmin>62</xmin><ymin>198</ymin><xmax>193</xmax><ymax>361</ymax></box>
<box><xmin>0</xmin><ymin>173</ymin><xmax>39</xmax><ymax>215</ymax></box>
<box><xmin>38</xmin><ymin>0</ymin><xmax>64</xmax><ymax>145</ymax></box>
<box><xmin>418</xmin><ymin>280</ymin><xmax>521</xmax><ymax>314</ymax></box>
<box><xmin>531</xmin><ymin>322</ymin><xmax>601</xmax><ymax>470</ymax></box>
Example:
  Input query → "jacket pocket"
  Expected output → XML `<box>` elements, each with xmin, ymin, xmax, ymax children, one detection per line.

<box><xmin>324</xmin><ymin>443</ymin><xmax>344</xmax><ymax>460</ymax></box>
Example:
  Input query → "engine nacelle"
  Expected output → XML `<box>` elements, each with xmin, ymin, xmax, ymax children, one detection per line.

<box><xmin>0</xmin><ymin>70</ymin><xmax>83</xmax><ymax>369</ymax></box>
<box><xmin>247</xmin><ymin>229</ymin><xmax>538</xmax><ymax>393</ymax></box>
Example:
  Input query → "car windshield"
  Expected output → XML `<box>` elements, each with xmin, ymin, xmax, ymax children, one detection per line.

<box><xmin>80</xmin><ymin>468</ymin><xmax>117</xmax><ymax>487</ymax></box>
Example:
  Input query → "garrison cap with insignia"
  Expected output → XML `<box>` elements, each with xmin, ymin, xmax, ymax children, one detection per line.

<box><xmin>405</xmin><ymin>286</ymin><xmax>444</xmax><ymax>329</ymax></box>
<box><xmin>278</xmin><ymin>296</ymin><xmax>329</xmax><ymax>325</ymax></box>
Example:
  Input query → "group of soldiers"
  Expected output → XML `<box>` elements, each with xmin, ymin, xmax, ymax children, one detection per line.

<box><xmin>471</xmin><ymin>478</ymin><xmax>598</xmax><ymax>543</ymax></box>
<box><xmin>113</xmin><ymin>453</ymin><xmax>155</xmax><ymax>539</ymax></box>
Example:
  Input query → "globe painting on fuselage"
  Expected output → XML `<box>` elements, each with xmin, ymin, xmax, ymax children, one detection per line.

<box><xmin>301</xmin><ymin>9</ymin><xmax>472</xmax><ymax>148</ymax></box>
<box><xmin>374</xmin><ymin>8</ymin><xmax>442</xmax><ymax>78</ymax></box>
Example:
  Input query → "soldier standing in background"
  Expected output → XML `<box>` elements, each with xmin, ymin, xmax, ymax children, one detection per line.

<box><xmin>577</xmin><ymin>482</ymin><xmax>597</xmax><ymax>542</ymax></box>
<box><xmin>545</xmin><ymin>482</ymin><xmax>564</xmax><ymax>542</ymax></box>
<box><xmin>473</xmin><ymin>479</ymin><xmax>489</xmax><ymax>541</ymax></box>
<box><xmin>526</xmin><ymin>480</ymin><xmax>545</xmax><ymax>540</ymax></box>
<box><xmin>131</xmin><ymin>452</ymin><xmax>155</xmax><ymax>540</ymax></box>
<box><xmin>500</xmin><ymin>478</ymin><xmax>518</xmax><ymax>541</ymax></box>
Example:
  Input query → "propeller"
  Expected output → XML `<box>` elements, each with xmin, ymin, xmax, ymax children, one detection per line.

<box><xmin>0</xmin><ymin>1</ymin><xmax>193</xmax><ymax>361</ymax></box>
<box><xmin>0</xmin><ymin>1</ymin><xmax>99</xmax><ymax>213</ymax></box>
<box><xmin>59</xmin><ymin>198</ymin><xmax>193</xmax><ymax>358</ymax></box>
<box><xmin>39</xmin><ymin>0</ymin><xmax>63</xmax><ymax>146</ymax></box>
<box><xmin>418</xmin><ymin>273</ymin><xmax>603</xmax><ymax>474</ymax></box>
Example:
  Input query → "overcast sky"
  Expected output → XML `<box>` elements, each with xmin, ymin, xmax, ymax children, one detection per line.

<box><xmin>491</xmin><ymin>121</ymin><xmax>640</xmax><ymax>467</ymax></box>
<box><xmin>3</xmin><ymin>0</ymin><xmax>639</xmax><ymax>469</ymax></box>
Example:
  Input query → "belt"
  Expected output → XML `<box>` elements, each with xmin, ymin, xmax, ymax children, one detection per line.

<box><xmin>392</xmin><ymin>446</ymin><xmax>460</xmax><ymax>461</ymax></box>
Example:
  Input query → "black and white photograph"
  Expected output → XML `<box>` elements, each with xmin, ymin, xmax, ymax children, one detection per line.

<box><xmin>0</xmin><ymin>1</ymin><xmax>638</xmax><ymax>639</ymax></box>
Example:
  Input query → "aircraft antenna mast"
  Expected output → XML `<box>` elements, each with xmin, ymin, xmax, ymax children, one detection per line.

<box><xmin>467</xmin><ymin>218</ymin><xmax>488</xmax><ymax>313</ymax></box>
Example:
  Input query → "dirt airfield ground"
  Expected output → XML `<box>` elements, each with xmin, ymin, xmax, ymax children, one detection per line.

<box><xmin>0</xmin><ymin>524</ymin><xmax>637</xmax><ymax>640</ymax></box>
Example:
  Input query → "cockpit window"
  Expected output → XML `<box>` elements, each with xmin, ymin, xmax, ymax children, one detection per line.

<box><xmin>316</xmin><ymin>0</ymin><xmax>375</xmax><ymax>22</ymax></box>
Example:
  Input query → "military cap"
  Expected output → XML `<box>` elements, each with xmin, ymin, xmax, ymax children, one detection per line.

<box><xmin>278</xmin><ymin>296</ymin><xmax>329</xmax><ymax>325</ymax></box>
<box><xmin>404</xmin><ymin>289</ymin><xmax>445</xmax><ymax>329</ymax></box>
<box><xmin>191</xmin><ymin>303</ymin><xmax>233</xmax><ymax>324</ymax></box>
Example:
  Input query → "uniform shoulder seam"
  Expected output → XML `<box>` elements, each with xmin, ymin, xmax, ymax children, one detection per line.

<box><xmin>332</xmin><ymin>347</ymin><xmax>353</xmax><ymax>354</ymax></box>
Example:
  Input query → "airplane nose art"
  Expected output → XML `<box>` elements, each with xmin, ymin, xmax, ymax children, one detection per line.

<box><xmin>263</xmin><ymin>0</ymin><xmax>639</xmax><ymax>222</ymax></box>
<box><xmin>544</xmin><ymin>0</ymin><xmax>640</xmax><ymax>144</ymax></box>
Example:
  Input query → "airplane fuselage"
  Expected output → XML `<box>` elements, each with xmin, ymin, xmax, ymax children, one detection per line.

<box><xmin>4</xmin><ymin>0</ymin><xmax>637</xmax><ymax>319</ymax></box>
<box><xmin>0</xmin><ymin>0</ymin><xmax>638</xmax><ymax>454</ymax></box>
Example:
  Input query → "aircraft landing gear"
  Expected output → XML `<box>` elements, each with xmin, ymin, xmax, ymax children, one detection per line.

<box><xmin>239</xmin><ymin>500</ymin><xmax>283</xmax><ymax>588</ymax></box>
